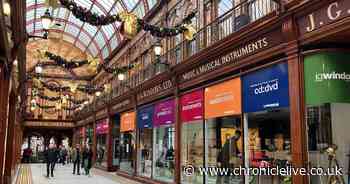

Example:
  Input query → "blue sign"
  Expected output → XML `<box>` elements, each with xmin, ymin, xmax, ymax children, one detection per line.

<box><xmin>113</xmin><ymin>114</ymin><xmax>120</xmax><ymax>128</ymax></box>
<box><xmin>243</xmin><ymin>62</ymin><xmax>289</xmax><ymax>113</ymax></box>
<box><xmin>137</xmin><ymin>105</ymin><xmax>154</xmax><ymax>128</ymax></box>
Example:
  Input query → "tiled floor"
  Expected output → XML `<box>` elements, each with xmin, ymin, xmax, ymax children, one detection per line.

<box><xmin>28</xmin><ymin>164</ymin><xmax>140</xmax><ymax>184</ymax></box>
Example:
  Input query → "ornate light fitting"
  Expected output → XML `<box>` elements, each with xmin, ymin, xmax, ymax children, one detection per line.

<box><xmin>35</xmin><ymin>65</ymin><xmax>43</xmax><ymax>74</ymax></box>
<box><xmin>41</xmin><ymin>9</ymin><xmax>53</xmax><ymax>30</ymax></box>
<box><xmin>117</xmin><ymin>73</ymin><xmax>126</xmax><ymax>81</ymax></box>
<box><xmin>3</xmin><ymin>2</ymin><xmax>11</xmax><ymax>16</ymax></box>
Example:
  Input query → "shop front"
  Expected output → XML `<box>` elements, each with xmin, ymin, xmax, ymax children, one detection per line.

<box><xmin>79</xmin><ymin>127</ymin><xmax>85</xmax><ymax>146</ymax></box>
<box><xmin>303</xmin><ymin>51</ymin><xmax>350</xmax><ymax>184</ymax></box>
<box><xmin>85</xmin><ymin>125</ymin><xmax>93</xmax><ymax>146</ymax></box>
<box><xmin>95</xmin><ymin>119</ymin><xmax>109</xmax><ymax>168</ymax></box>
<box><xmin>153</xmin><ymin>99</ymin><xmax>176</xmax><ymax>183</ymax></box>
<box><xmin>204</xmin><ymin>78</ymin><xmax>243</xmax><ymax>184</ymax></box>
<box><xmin>180</xmin><ymin>90</ymin><xmax>204</xmax><ymax>184</ymax></box>
<box><xmin>242</xmin><ymin>62</ymin><xmax>291</xmax><ymax>184</ymax></box>
<box><xmin>111</xmin><ymin>114</ymin><xmax>121</xmax><ymax>169</ymax></box>
<box><xmin>119</xmin><ymin>111</ymin><xmax>136</xmax><ymax>174</ymax></box>
<box><xmin>137</xmin><ymin>105</ymin><xmax>154</xmax><ymax>178</ymax></box>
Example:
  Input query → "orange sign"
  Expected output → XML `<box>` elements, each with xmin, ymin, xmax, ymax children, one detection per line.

<box><xmin>120</xmin><ymin>111</ymin><xmax>136</xmax><ymax>132</ymax></box>
<box><xmin>204</xmin><ymin>78</ymin><xmax>242</xmax><ymax>118</ymax></box>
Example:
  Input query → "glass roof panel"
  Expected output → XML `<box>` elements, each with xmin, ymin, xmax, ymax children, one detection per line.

<box><xmin>109</xmin><ymin>34</ymin><xmax>118</xmax><ymax>50</ymax></box>
<box><xmin>111</xmin><ymin>1</ymin><xmax>124</xmax><ymax>15</ymax></box>
<box><xmin>148</xmin><ymin>0</ymin><xmax>157</xmax><ymax>9</ymax></box>
<box><xmin>26</xmin><ymin>23</ymin><xmax>34</xmax><ymax>34</ymax></box>
<box><xmin>75</xmin><ymin>40</ymin><xmax>86</xmax><ymax>52</ymax></box>
<box><xmin>26</xmin><ymin>0</ymin><xmax>153</xmax><ymax>59</ymax></box>
<box><xmin>78</xmin><ymin>31</ymin><xmax>92</xmax><ymax>47</ymax></box>
<box><xmin>124</xmin><ymin>0</ymin><xmax>138</xmax><ymax>10</ymax></box>
<box><xmin>91</xmin><ymin>4</ymin><xmax>106</xmax><ymax>15</ymax></box>
<box><xmin>68</xmin><ymin>14</ymin><xmax>84</xmax><ymax>27</ymax></box>
<box><xmin>64</xmin><ymin>24</ymin><xmax>80</xmax><ymax>37</ymax></box>
<box><xmin>88</xmin><ymin>43</ymin><xmax>99</xmax><ymax>57</ymax></box>
<box><xmin>75</xmin><ymin>0</ymin><xmax>93</xmax><ymax>9</ymax></box>
<box><xmin>82</xmin><ymin>23</ymin><xmax>98</xmax><ymax>38</ymax></box>
<box><xmin>133</xmin><ymin>2</ymin><xmax>145</xmax><ymax>18</ymax></box>
<box><xmin>102</xmin><ymin>46</ymin><xmax>109</xmax><ymax>59</ymax></box>
<box><xmin>94</xmin><ymin>30</ymin><xmax>107</xmax><ymax>51</ymax></box>
<box><xmin>101</xmin><ymin>24</ymin><xmax>114</xmax><ymax>39</ymax></box>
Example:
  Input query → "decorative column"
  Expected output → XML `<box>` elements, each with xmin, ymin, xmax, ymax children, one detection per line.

<box><xmin>174</xmin><ymin>76</ymin><xmax>181</xmax><ymax>184</ymax></box>
<box><xmin>283</xmin><ymin>17</ymin><xmax>308</xmax><ymax>184</ymax></box>
<box><xmin>0</xmin><ymin>62</ymin><xmax>10</xmax><ymax>183</ymax></box>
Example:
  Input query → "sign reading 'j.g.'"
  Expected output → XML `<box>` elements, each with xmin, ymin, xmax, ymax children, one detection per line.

<box><xmin>242</xmin><ymin>62</ymin><xmax>289</xmax><ymax>113</ymax></box>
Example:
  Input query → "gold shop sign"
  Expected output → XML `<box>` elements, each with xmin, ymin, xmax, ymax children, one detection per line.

<box><xmin>137</xmin><ymin>80</ymin><xmax>173</xmax><ymax>100</ymax></box>
<box><xmin>299</xmin><ymin>0</ymin><xmax>350</xmax><ymax>34</ymax></box>
<box><xmin>180</xmin><ymin>37</ymin><xmax>272</xmax><ymax>82</ymax></box>
<box><xmin>96</xmin><ymin>109</ymin><xmax>108</xmax><ymax>118</ymax></box>
<box><xmin>24</xmin><ymin>121</ymin><xmax>75</xmax><ymax>128</ymax></box>
<box><xmin>111</xmin><ymin>99</ymin><xmax>131</xmax><ymax>112</ymax></box>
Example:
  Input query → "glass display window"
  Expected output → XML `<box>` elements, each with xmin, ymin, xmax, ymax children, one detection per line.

<box><xmin>152</xmin><ymin>99</ymin><xmax>176</xmax><ymax>182</ymax></box>
<box><xmin>204</xmin><ymin>78</ymin><xmax>243</xmax><ymax>184</ymax></box>
<box><xmin>304</xmin><ymin>52</ymin><xmax>350</xmax><ymax>184</ymax></box>
<box><xmin>120</xmin><ymin>111</ymin><xmax>136</xmax><ymax>174</ymax></box>
<box><xmin>180</xmin><ymin>90</ymin><xmax>204</xmax><ymax>184</ymax></box>
<box><xmin>95</xmin><ymin>119</ymin><xmax>109</xmax><ymax>168</ymax></box>
<box><xmin>137</xmin><ymin>105</ymin><xmax>154</xmax><ymax>178</ymax></box>
<box><xmin>111</xmin><ymin>114</ymin><xmax>120</xmax><ymax>167</ymax></box>
<box><xmin>242</xmin><ymin>62</ymin><xmax>291</xmax><ymax>184</ymax></box>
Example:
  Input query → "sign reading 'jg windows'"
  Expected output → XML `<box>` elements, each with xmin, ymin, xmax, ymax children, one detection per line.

<box><xmin>242</xmin><ymin>62</ymin><xmax>289</xmax><ymax>113</ymax></box>
<box><xmin>304</xmin><ymin>52</ymin><xmax>350</xmax><ymax>105</ymax></box>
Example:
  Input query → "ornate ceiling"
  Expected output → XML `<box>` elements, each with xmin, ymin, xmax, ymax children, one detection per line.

<box><xmin>26</xmin><ymin>0</ymin><xmax>158</xmax><ymax>61</ymax></box>
<box><xmin>26</xmin><ymin>38</ymin><xmax>95</xmax><ymax>78</ymax></box>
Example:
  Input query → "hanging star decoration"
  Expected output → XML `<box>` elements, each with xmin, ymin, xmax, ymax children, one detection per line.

<box><xmin>104</xmin><ymin>83</ymin><xmax>112</xmax><ymax>93</ymax></box>
<box><xmin>183</xmin><ymin>24</ymin><xmax>196</xmax><ymax>41</ymax></box>
<box><xmin>69</xmin><ymin>83</ymin><xmax>79</xmax><ymax>93</ymax></box>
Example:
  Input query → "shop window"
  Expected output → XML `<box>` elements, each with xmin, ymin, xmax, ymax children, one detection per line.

<box><xmin>111</xmin><ymin>114</ymin><xmax>120</xmax><ymax>167</ymax></box>
<box><xmin>304</xmin><ymin>52</ymin><xmax>350</xmax><ymax>184</ymax></box>
<box><xmin>205</xmin><ymin>116</ymin><xmax>243</xmax><ymax>183</ymax></box>
<box><xmin>137</xmin><ymin>105</ymin><xmax>154</xmax><ymax>178</ymax></box>
<box><xmin>138</xmin><ymin>128</ymin><xmax>153</xmax><ymax>177</ymax></box>
<box><xmin>246</xmin><ymin>109</ymin><xmax>291</xmax><ymax>184</ymax></box>
<box><xmin>120</xmin><ymin>112</ymin><xmax>136</xmax><ymax>174</ymax></box>
<box><xmin>180</xmin><ymin>90</ymin><xmax>204</xmax><ymax>184</ymax></box>
<box><xmin>153</xmin><ymin>125</ymin><xmax>175</xmax><ymax>182</ymax></box>
<box><xmin>96</xmin><ymin>120</ymin><xmax>109</xmax><ymax>168</ymax></box>
<box><xmin>152</xmin><ymin>99</ymin><xmax>176</xmax><ymax>182</ymax></box>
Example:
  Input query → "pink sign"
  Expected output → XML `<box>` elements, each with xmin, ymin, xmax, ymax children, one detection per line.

<box><xmin>180</xmin><ymin>90</ymin><xmax>204</xmax><ymax>123</ymax></box>
<box><xmin>96</xmin><ymin>119</ymin><xmax>109</xmax><ymax>135</ymax></box>
<box><xmin>153</xmin><ymin>99</ymin><xmax>175</xmax><ymax>127</ymax></box>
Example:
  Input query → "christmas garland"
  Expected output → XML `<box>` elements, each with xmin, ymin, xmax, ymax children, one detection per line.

<box><xmin>44</xmin><ymin>51</ymin><xmax>89</xmax><ymax>69</ymax></box>
<box><xmin>67</xmin><ymin>98</ymin><xmax>88</xmax><ymax>105</ymax></box>
<box><xmin>37</xmin><ymin>80</ymin><xmax>103</xmax><ymax>94</ymax></box>
<box><xmin>37</xmin><ymin>103</ymin><xmax>56</xmax><ymax>109</ymax></box>
<box><xmin>101</xmin><ymin>63</ymin><xmax>136</xmax><ymax>74</ymax></box>
<box><xmin>37</xmin><ymin>93</ymin><xmax>61</xmax><ymax>101</ymax></box>
<box><xmin>58</xmin><ymin>0</ymin><xmax>196</xmax><ymax>40</ymax></box>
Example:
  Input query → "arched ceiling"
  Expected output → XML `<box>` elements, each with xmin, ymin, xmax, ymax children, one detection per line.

<box><xmin>26</xmin><ymin>0</ymin><xmax>158</xmax><ymax>61</ymax></box>
<box><xmin>26</xmin><ymin>38</ymin><xmax>96</xmax><ymax>78</ymax></box>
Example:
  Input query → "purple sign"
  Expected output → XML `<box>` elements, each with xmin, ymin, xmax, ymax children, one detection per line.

<box><xmin>96</xmin><ymin>119</ymin><xmax>109</xmax><ymax>135</ymax></box>
<box><xmin>153</xmin><ymin>99</ymin><xmax>175</xmax><ymax>127</ymax></box>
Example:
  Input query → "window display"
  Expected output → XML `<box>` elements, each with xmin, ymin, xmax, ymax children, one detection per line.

<box><xmin>95</xmin><ymin>119</ymin><xmax>109</xmax><ymax>168</ymax></box>
<box><xmin>137</xmin><ymin>105</ymin><xmax>154</xmax><ymax>178</ymax></box>
<box><xmin>153</xmin><ymin>99</ymin><xmax>176</xmax><ymax>182</ymax></box>
<box><xmin>304</xmin><ymin>52</ymin><xmax>350</xmax><ymax>184</ymax></box>
<box><xmin>111</xmin><ymin>114</ymin><xmax>120</xmax><ymax>167</ymax></box>
<box><xmin>180</xmin><ymin>90</ymin><xmax>204</xmax><ymax>184</ymax></box>
<box><xmin>242</xmin><ymin>62</ymin><xmax>291</xmax><ymax>184</ymax></box>
<box><xmin>120</xmin><ymin>111</ymin><xmax>136</xmax><ymax>174</ymax></box>
<box><xmin>204</xmin><ymin>78</ymin><xmax>243</xmax><ymax>184</ymax></box>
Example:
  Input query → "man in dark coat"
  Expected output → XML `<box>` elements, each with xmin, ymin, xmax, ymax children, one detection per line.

<box><xmin>44</xmin><ymin>143</ymin><xmax>58</xmax><ymax>178</ymax></box>
<box><xmin>217</xmin><ymin>130</ymin><xmax>242</xmax><ymax>184</ymax></box>
<box><xmin>82</xmin><ymin>146</ymin><xmax>93</xmax><ymax>176</ymax></box>
<box><xmin>72</xmin><ymin>144</ymin><xmax>81</xmax><ymax>175</ymax></box>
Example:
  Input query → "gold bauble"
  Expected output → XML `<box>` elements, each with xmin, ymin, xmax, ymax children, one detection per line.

<box><xmin>33</xmin><ymin>78</ymin><xmax>43</xmax><ymax>88</ymax></box>
<box><xmin>69</xmin><ymin>83</ymin><xmax>78</xmax><ymax>93</ymax></box>
<box><xmin>119</xmin><ymin>12</ymin><xmax>139</xmax><ymax>39</ymax></box>
<box><xmin>184</xmin><ymin>24</ymin><xmax>196</xmax><ymax>41</ymax></box>
<box><xmin>104</xmin><ymin>83</ymin><xmax>112</xmax><ymax>93</ymax></box>
<box><xmin>36</xmin><ymin>50</ymin><xmax>47</xmax><ymax>60</ymax></box>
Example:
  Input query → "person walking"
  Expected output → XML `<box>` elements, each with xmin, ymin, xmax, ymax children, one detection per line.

<box><xmin>44</xmin><ymin>143</ymin><xmax>58</xmax><ymax>178</ymax></box>
<box><xmin>60</xmin><ymin>145</ymin><xmax>67</xmax><ymax>165</ymax></box>
<box><xmin>82</xmin><ymin>145</ymin><xmax>93</xmax><ymax>176</ymax></box>
<box><xmin>72</xmin><ymin>144</ymin><xmax>81</xmax><ymax>175</ymax></box>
